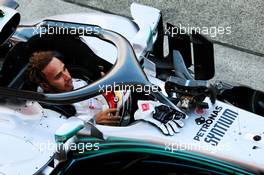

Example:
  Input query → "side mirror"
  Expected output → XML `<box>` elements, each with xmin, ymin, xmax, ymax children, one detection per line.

<box><xmin>55</xmin><ymin>117</ymin><xmax>103</xmax><ymax>162</ymax></box>
<box><xmin>166</xmin><ymin>23</ymin><xmax>215</xmax><ymax>80</ymax></box>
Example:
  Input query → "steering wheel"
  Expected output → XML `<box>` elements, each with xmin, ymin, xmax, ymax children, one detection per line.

<box><xmin>68</xmin><ymin>65</ymin><xmax>134</xmax><ymax>125</ymax></box>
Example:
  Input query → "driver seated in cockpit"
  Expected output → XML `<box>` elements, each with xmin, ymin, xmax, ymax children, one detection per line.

<box><xmin>26</xmin><ymin>50</ymin><xmax>125</xmax><ymax>126</ymax></box>
<box><xmin>26</xmin><ymin>50</ymin><xmax>186</xmax><ymax>135</ymax></box>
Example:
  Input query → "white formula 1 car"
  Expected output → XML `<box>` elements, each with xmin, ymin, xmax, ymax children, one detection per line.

<box><xmin>0</xmin><ymin>1</ymin><xmax>263</xmax><ymax>175</ymax></box>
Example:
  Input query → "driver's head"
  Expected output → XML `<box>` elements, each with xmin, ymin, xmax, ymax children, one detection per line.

<box><xmin>27</xmin><ymin>51</ymin><xmax>73</xmax><ymax>93</ymax></box>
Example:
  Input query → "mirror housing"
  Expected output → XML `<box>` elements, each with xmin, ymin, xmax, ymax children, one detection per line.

<box><xmin>166</xmin><ymin>23</ymin><xmax>215</xmax><ymax>80</ymax></box>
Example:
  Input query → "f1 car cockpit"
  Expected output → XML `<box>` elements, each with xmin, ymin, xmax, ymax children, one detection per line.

<box><xmin>0</xmin><ymin>33</ymin><xmax>112</xmax><ymax>89</ymax></box>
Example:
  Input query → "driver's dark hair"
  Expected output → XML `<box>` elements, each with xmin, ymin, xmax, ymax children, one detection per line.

<box><xmin>26</xmin><ymin>50</ymin><xmax>63</xmax><ymax>84</ymax></box>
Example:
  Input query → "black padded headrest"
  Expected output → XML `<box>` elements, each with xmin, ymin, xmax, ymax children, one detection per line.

<box><xmin>0</xmin><ymin>34</ymin><xmax>112</xmax><ymax>88</ymax></box>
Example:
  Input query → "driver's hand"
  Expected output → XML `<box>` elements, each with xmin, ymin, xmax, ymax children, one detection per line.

<box><xmin>95</xmin><ymin>108</ymin><xmax>120</xmax><ymax>126</ymax></box>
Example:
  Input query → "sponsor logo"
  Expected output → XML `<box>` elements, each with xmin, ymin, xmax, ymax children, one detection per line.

<box><xmin>193</xmin><ymin>106</ymin><xmax>223</xmax><ymax>142</ymax></box>
<box><xmin>193</xmin><ymin>107</ymin><xmax>238</xmax><ymax>146</ymax></box>
<box><xmin>195</xmin><ymin>116</ymin><xmax>206</xmax><ymax>125</ymax></box>
<box><xmin>204</xmin><ymin>109</ymin><xmax>238</xmax><ymax>146</ymax></box>
<box><xmin>141</xmin><ymin>103</ymin><xmax>150</xmax><ymax>112</ymax></box>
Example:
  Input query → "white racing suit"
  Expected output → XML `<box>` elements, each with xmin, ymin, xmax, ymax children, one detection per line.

<box><xmin>38</xmin><ymin>78</ymin><xmax>131</xmax><ymax>124</ymax></box>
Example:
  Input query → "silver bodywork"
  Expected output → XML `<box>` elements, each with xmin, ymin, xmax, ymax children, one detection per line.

<box><xmin>0</xmin><ymin>3</ymin><xmax>263</xmax><ymax>175</ymax></box>
<box><xmin>0</xmin><ymin>102</ymin><xmax>66</xmax><ymax>175</ymax></box>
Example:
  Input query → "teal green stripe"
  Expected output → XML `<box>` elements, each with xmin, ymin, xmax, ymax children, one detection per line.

<box><xmin>73</xmin><ymin>147</ymin><xmax>252</xmax><ymax>174</ymax></box>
